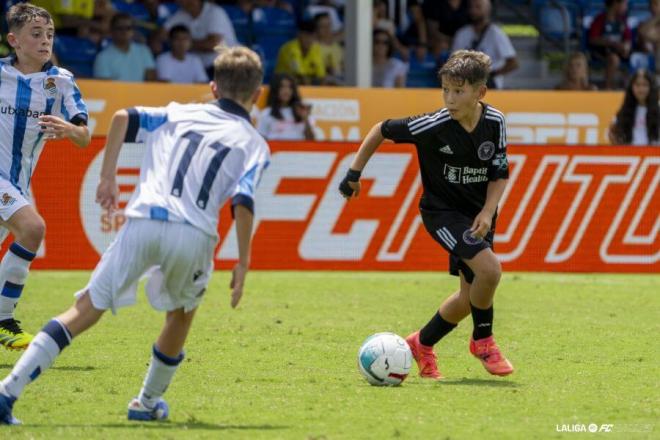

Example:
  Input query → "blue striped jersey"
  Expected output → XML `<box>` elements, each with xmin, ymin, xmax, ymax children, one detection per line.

<box><xmin>0</xmin><ymin>57</ymin><xmax>88</xmax><ymax>195</ymax></box>
<box><xmin>123</xmin><ymin>98</ymin><xmax>270</xmax><ymax>238</ymax></box>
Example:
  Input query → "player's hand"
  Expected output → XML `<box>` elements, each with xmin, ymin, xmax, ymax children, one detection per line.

<box><xmin>338</xmin><ymin>169</ymin><xmax>362</xmax><ymax>199</ymax></box>
<box><xmin>95</xmin><ymin>177</ymin><xmax>119</xmax><ymax>212</ymax></box>
<box><xmin>470</xmin><ymin>210</ymin><xmax>493</xmax><ymax>239</ymax></box>
<box><xmin>38</xmin><ymin>115</ymin><xmax>73</xmax><ymax>140</ymax></box>
<box><xmin>230</xmin><ymin>262</ymin><xmax>248</xmax><ymax>308</ymax></box>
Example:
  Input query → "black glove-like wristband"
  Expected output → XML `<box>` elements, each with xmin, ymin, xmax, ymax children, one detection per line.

<box><xmin>338</xmin><ymin>168</ymin><xmax>362</xmax><ymax>197</ymax></box>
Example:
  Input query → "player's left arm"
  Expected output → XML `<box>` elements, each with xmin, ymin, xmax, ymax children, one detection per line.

<box><xmin>472</xmin><ymin>113</ymin><xmax>510</xmax><ymax>238</ymax></box>
<box><xmin>230</xmin><ymin>204</ymin><xmax>253</xmax><ymax>309</ymax></box>
<box><xmin>471</xmin><ymin>178</ymin><xmax>508</xmax><ymax>239</ymax></box>
<box><xmin>38</xmin><ymin>114</ymin><xmax>90</xmax><ymax>147</ymax></box>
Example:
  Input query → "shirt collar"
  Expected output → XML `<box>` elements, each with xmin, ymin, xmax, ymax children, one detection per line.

<box><xmin>217</xmin><ymin>98</ymin><xmax>251</xmax><ymax>122</ymax></box>
<box><xmin>9</xmin><ymin>53</ymin><xmax>53</xmax><ymax>72</ymax></box>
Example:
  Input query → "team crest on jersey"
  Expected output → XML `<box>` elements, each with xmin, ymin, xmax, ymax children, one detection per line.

<box><xmin>463</xmin><ymin>229</ymin><xmax>484</xmax><ymax>245</ymax></box>
<box><xmin>477</xmin><ymin>141</ymin><xmax>495</xmax><ymax>160</ymax></box>
<box><xmin>1</xmin><ymin>193</ymin><xmax>16</xmax><ymax>206</ymax></box>
<box><xmin>43</xmin><ymin>77</ymin><xmax>57</xmax><ymax>96</ymax></box>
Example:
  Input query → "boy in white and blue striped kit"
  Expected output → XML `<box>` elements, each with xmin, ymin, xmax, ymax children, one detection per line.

<box><xmin>0</xmin><ymin>3</ymin><xmax>90</xmax><ymax>350</ymax></box>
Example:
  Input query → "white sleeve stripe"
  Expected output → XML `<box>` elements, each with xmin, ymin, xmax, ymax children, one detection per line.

<box><xmin>485</xmin><ymin>115</ymin><xmax>505</xmax><ymax>150</ymax></box>
<box><xmin>486</xmin><ymin>107</ymin><xmax>505</xmax><ymax>118</ymax></box>
<box><xmin>408</xmin><ymin>109</ymin><xmax>449</xmax><ymax>130</ymax></box>
<box><xmin>410</xmin><ymin>115</ymin><xmax>451</xmax><ymax>135</ymax></box>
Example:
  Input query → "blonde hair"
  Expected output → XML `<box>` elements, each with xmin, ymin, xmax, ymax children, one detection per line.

<box><xmin>439</xmin><ymin>50</ymin><xmax>491</xmax><ymax>86</ymax></box>
<box><xmin>213</xmin><ymin>46</ymin><xmax>263</xmax><ymax>102</ymax></box>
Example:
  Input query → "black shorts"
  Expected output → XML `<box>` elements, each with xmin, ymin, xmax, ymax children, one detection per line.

<box><xmin>421</xmin><ymin>209</ymin><xmax>494</xmax><ymax>284</ymax></box>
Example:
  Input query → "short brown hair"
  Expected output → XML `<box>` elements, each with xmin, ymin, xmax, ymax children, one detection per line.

<box><xmin>439</xmin><ymin>50</ymin><xmax>491</xmax><ymax>86</ymax></box>
<box><xmin>6</xmin><ymin>3</ymin><xmax>52</xmax><ymax>32</ymax></box>
<box><xmin>213</xmin><ymin>46</ymin><xmax>263</xmax><ymax>102</ymax></box>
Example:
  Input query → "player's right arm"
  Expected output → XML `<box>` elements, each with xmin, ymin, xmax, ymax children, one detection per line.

<box><xmin>338</xmin><ymin>115</ymin><xmax>419</xmax><ymax>199</ymax></box>
<box><xmin>96</xmin><ymin>109</ymin><xmax>130</xmax><ymax>212</ymax></box>
<box><xmin>230</xmin><ymin>204</ymin><xmax>253</xmax><ymax>308</ymax></box>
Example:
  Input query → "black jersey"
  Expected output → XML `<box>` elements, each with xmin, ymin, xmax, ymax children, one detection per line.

<box><xmin>380</xmin><ymin>103</ymin><xmax>509</xmax><ymax>219</ymax></box>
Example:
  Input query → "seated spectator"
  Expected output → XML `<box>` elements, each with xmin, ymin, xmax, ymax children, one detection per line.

<box><xmin>588</xmin><ymin>0</ymin><xmax>632</xmax><ymax>90</ymax></box>
<box><xmin>372</xmin><ymin>29</ymin><xmax>408</xmax><ymax>88</ymax></box>
<box><xmin>609</xmin><ymin>69</ymin><xmax>659</xmax><ymax>145</ymax></box>
<box><xmin>315</xmin><ymin>12</ymin><xmax>343</xmax><ymax>82</ymax></box>
<box><xmin>257</xmin><ymin>74</ymin><xmax>316</xmax><ymax>141</ymax></box>
<box><xmin>165</xmin><ymin>0</ymin><xmax>237</xmax><ymax>78</ymax></box>
<box><xmin>451</xmin><ymin>0</ymin><xmax>517</xmax><ymax>89</ymax></box>
<box><xmin>637</xmin><ymin>0</ymin><xmax>660</xmax><ymax>77</ymax></box>
<box><xmin>372</xmin><ymin>0</ymin><xmax>407</xmax><ymax>59</ymax></box>
<box><xmin>397</xmin><ymin>0</ymin><xmax>429</xmax><ymax>62</ymax></box>
<box><xmin>275</xmin><ymin>19</ymin><xmax>326</xmax><ymax>85</ymax></box>
<box><xmin>31</xmin><ymin>0</ymin><xmax>94</xmax><ymax>36</ymax></box>
<box><xmin>93</xmin><ymin>13</ymin><xmax>156</xmax><ymax>82</ymax></box>
<box><xmin>306</xmin><ymin>0</ymin><xmax>343</xmax><ymax>35</ymax></box>
<box><xmin>156</xmin><ymin>25</ymin><xmax>208</xmax><ymax>83</ymax></box>
<box><xmin>555</xmin><ymin>52</ymin><xmax>598</xmax><ymax>91</ymax></box>
<box><xmin>424</xmin><ymin>0</ymin><xmax>470</xmax><ymax>57</ymax></box>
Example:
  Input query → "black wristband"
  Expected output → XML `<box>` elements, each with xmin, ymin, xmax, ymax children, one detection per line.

<box><xmin>346</xmin><ymin>168</ymin><xmax>361</xmax><ymax>181</ymax></box>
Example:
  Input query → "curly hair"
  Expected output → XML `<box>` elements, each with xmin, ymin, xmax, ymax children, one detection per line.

<box><xmin>612</xmin><ymin>69</ymin><xmax>659</xmax><ymax>144</ymax></box>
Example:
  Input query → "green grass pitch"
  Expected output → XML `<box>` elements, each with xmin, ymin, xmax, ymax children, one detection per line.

<box><xmin>1</xmin><ymin>271</ymin><xmax>658</xmax><ymax>439</ymax></box>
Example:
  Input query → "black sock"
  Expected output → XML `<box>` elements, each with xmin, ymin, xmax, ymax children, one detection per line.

<box><xmin>470</xmin><ymin>303</ymin><xmax>493</xmax><ymax>340</ymax></box>
<box><xmin>419</xmin><ymin>311</ymin><xmax>457</xmax><ymax>346</ymax></box>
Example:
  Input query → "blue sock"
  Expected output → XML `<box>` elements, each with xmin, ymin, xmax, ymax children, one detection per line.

<box><xmin>0</xmin><ymin>319</ymin><xmax>71</xmax><ymax>399</ymax></box>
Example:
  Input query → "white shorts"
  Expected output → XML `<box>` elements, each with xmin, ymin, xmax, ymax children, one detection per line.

<box><xmin>77</xmin><ymin>218</ymin><xmax>217</xmax><ymax>313</ymax></box>
<box><xmin>0</xmin><ymin>177</ymin><xmax>31</xmax><ymax>245</ymax></box>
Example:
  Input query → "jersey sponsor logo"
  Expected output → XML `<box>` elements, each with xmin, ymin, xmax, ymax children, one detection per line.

<box><xmin>478</xmin><ymin>141</ymin><xmax>495</xmax><ymax>160</ymax></box>
<box><xmin>43</xmin><ymin>77</ymin><xmax>57</xmax><ymax>97</ymax></box>
<box><xmin>461</xmin><ymin>166</ymin><xmax>489</xmax><ymax>184</ymax></box>
<box><xmin>444</xmin><ymin>164</ymin><xmax>462</xmax><ymax>183</ymax></box>
<box><xmin>0</xmin><ymin>105</ymin><xmax>47</xmax><ymax>119</ymax></box>
<box><xmin>1</xmin><ymin>193</ymin><xmax>16</xmax><ymax>206</ymax></box>
<box><xmin>463</xmin><ymin>229</ymin><xmax>484</xmax><ymax>245</ymax></box>
<box><xmin>439</xmin><ymin>144</ymin><xmax>453</xmax><ymax>154</ymax></box>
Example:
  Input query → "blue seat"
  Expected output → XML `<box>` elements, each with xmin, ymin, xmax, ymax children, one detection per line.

<box><xmin>533</xmin><ymin>0</ymin><xmax>580</xmax><ymax>39</ymax></box>
<box><xmin>406</xmin><ymin>50</ymin><xmax>439</xmax><ymax>88</ymax></box>
<box><xmin>223</xmin><ymin>5</ymin><xmax>252</xmax><ymax>45</ymax></box>
<box><xmin>252</xmin><ymin>7</ymin><xmax>297</xmax><ymax>42</ymax></box>
<box><xmin>251</xmin><ymin>44</ymin><xmax>276</xmax><ymax>84</ymax></box>
<box><xmin>53</xmin><ymin>36</ymin><xmax>97</xmax><ymax>78</ymax></box>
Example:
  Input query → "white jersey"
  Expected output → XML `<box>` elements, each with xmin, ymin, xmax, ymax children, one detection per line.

<box><xmin>123</xmin><ymin>99</ymin><xmax>270</xmax><ymax>238</ymax></box>
<box><xmin>0</xmin><ymin>57</ymin><xmax>88</xmax><ymax>195</ymax></box>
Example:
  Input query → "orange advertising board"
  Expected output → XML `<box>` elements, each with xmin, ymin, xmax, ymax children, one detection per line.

<box><xmin>77</xmin><ymin>80</ymin><xmax>623</xmax><ymax>145</ymax></box>
<box><xmin>27</xmin><ymin>139</ymin><xmax>659</xmax><ymax>273</ymax></box>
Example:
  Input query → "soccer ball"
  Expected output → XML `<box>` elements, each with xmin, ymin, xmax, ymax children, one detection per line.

<box><xmin>357</xmin><ymin>332</ymin><xmax>412</xmax><ymax>386</ymax></box>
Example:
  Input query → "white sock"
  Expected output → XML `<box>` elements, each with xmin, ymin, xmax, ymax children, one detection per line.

<box><xmin>138</xmin><ymin>345</ymin><xmax>184</xmax><ymax>408</ymax></box>
<box><xmin>0</xmin><ymin>243</ymin><xmax>36</xmax><ymax>321</ymax></box>
<box><xmin>0</xmin><ymin>319</ymin><xmax>71</xmax><ymax>399</ymax></box>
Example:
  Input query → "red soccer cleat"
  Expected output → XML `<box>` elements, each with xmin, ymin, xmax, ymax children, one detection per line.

<box><xmin>469</xmin><ymin>335</ymin><xmax>514</xmax><ymax>376</ymax></box>
<box><xmin>405</xmin><ymin>331</ymin><xmax>443</xmax><ymax>380</ymax></box>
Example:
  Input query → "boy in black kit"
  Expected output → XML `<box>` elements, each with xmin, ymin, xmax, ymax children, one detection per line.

<box><xmin>339</xmin><ymin>50</ymin><xmax>513</xmax><ymax>378</ymax></box>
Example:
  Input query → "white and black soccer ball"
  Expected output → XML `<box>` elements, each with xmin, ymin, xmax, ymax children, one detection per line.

<box><xmin>357</xmin><ymin>332</ymin><xmax>412</xmax><ymax>386</ymax></box>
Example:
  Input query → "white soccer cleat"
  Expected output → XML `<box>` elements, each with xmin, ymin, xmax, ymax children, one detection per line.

<box><xmin>127</xmin><ymin>397</ymin><xmax>169</xmax><ymax>421</ymax></box>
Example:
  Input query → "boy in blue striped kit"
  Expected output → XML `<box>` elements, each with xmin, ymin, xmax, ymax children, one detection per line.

<box><xmin>0</xmin><ymin>3</ymin><xmax>90</xmax><ymax>350</ymax></box>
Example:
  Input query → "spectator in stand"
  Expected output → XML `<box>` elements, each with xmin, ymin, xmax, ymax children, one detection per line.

<box><xmin>637</xmin><ymin>0</ymin><xmax>660</xmax><ymax>78</ymax></box>
<box><xmin>424</xmin><ymin>0</ymin><xmax>470</xmax><ymax>57</ymax></box>
<box><xmin>314</xmin><ymin>12</ymin><xmax>343</xmax><ymax>82</ymax></box>
<box><xmin>93</xmin><ymin>13</ymin><xmax>156</xmax><ymax>82</ymax></box>
<box><xmin>257</xmin><ymin>74</ymin><xmax>316</xmax><ymax>141</ymax></box>
<box><xmin>608</xmin><ymin>69</ymin><xmax>659</xmax><ymax>145</ymax></box>
<box><xmin>588</xmin><ymin>0</ymin><xmax>632</xmax><ymax>90</ymax></box>
<box><xmin>391</xmin><ymin>0</ymin><xmax>429</xmax><ymax>62</ymax></box>
<box><xmin>165</xmin><ymin>0</ymin><xmax>237</xmax><ymax>78</ymax></box>
<box><xmin>306</xmin><ymin>0</ymin><xmax>343</xmax><ymax>35</ymax></box>
<box><xmin>275</xmin><ymin>19</ymin><xmax>326</xmax><ymax>85</ymax></box>
<box><xmin>450</xmin><ymin>0</ymin><xmax>518</xmax><ymax>89</ymax></box>
<box><xmin>156</xmin><ymin>25</ymin><xmax>208</xmax><ymax>83</ymax></box>
<box><xmin>372</xmin><ymin>0</ymin><xmax>407</xmax><ymax>60</ymax></box>
<box><xmin>555</xmin><ymin>52</ymin><xmax>598</xmax><ymax>91</ymax></box>
<box><xmin>372</xmin><ymin>29</ymin><xmax>408</xmax><ymax>88</ymax></box>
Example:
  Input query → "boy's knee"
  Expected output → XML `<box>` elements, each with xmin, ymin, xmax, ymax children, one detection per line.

<box><xmin>16</xmin><ymin>215</ymin><xmax>46</xmax><ymax>245</ymax></box>
<box><xmin>476</xmin><ymin>260</ymin><xmax>501</xmax><ymax>285</ymax></box>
